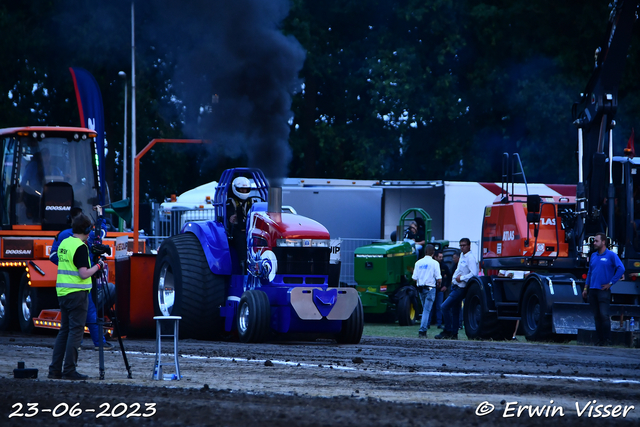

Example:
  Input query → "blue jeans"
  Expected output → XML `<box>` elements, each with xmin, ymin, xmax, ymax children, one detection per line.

<box><xmin>442</xmin><ymin>285</ymin><xmax>466</xmax><ymax>334</ymax></box>
<box><xmin>418</xmin><ymin>287</ymin><xmax>436</xmax><ymax>333</ymax></box>
<box><xmin>86</xmin><ymin>293</ymin><xmax>104</xmax><ymax>347</ymax></box>
<box><xmin>430</xmin><ymin>289</ymin><xmax>443</xmax><ymax>326</ymax></box>
<box><xmin>85</xmin><ymin>283</ymin><xmax>117</xmax><ymax>346</ymax></box>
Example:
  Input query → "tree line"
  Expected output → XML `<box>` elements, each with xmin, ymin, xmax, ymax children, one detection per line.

<box><xmin>1</xmin><ymin>0</ymin><xmax>639</xmax><ymax>204</ymax></box>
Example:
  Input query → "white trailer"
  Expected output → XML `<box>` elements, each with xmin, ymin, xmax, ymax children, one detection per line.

<box><xmin>281</xmin><ymin>179</ymin><xmax>576</xmax><ymax>260</ymax></box>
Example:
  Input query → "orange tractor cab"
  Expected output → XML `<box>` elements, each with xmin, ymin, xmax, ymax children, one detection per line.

<box><xmin>0</xmin><ymin>126</ymin><xmax>130</xmax><ymax>334</ymax></box>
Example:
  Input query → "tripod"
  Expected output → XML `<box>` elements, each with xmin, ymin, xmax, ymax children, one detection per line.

<box><xmin>94</xmin><ymin>260</ymin><xmax>133</xmax><ymax>380</ymax></box>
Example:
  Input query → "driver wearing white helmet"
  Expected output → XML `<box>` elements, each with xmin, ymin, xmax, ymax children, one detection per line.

<box><xmin>226</xmin><ymin>176</ymin><xmax>254</xmax><ymax>265</ymax></box>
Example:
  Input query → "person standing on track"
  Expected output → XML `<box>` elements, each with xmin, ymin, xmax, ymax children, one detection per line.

<box><xmin>431</xmin><ymin>251</ymin><xmax>450</xmax><ymax>329</ymax></box>
<box><xmin>413</xmin><ymin>244</ymin><xmax>442</xmax><ymax>339</ymax></box>
<box><xmin>50</xmin><ymin>206</ymin><xmax>114</xmax><ymax>350</ymax></box>
<box><xmin>436</xmin><ymin>238</ymin><xmax>478</xmax><ymax>340</ymax></box>
<box><xmin>48</xmin><ymin>213</ymin><xmax>106</xmax><ymax>380</ymax></box>
<box><xmin>582</xmin><ymin>232</ymin><xmax>625</xmax><ymax>346</ymax></box>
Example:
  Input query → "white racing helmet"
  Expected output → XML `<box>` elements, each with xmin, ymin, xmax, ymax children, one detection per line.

<box><xmin>232</xmin><ymin>176</ymin><xmax>251</xmax><ymax>200</ymax></box>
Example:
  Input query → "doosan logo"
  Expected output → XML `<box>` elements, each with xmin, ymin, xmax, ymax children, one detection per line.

<box><xmin>5</xmin><ymin>249</ymin><xmax>31</xmax><ymax>255</ymax></box>
<box><xmin>45</xmin><ymin>206</ymin><xmax>71</xmax><ymax>211</ymax></box>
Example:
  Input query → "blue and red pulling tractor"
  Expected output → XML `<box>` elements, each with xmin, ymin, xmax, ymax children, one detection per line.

<box><xmin>152</xmin><ymin>168</ymin><xmax>363</xmax><ymax>343</ymax></box>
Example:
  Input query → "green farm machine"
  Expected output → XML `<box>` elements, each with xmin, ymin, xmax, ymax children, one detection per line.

<box><xmin>354</xmin><ymin>209</ymin><xmax>448</xmax><ymax>325</ymax></box>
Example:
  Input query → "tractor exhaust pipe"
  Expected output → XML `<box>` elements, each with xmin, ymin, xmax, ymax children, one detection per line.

<box><xmin>268</xmin><ymin>186</ymin><xmax>282</xmax><ymax>213</ymax></box>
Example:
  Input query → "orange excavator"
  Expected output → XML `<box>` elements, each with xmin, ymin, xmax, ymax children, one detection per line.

<box><xmin>464</xmin><ymin>0</ymin><xmax>640</xmax><ymax>341</ymax></box>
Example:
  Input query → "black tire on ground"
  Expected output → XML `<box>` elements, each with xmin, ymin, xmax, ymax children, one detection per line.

<box><xmin>18</xmin><ymin>273</ymin><xmax>58</xmax><ymax>334</ymax></box>
<box><xmin>335</xmin><ymin>298</ymin><xmax>364</xmax><ymax>344</ymax></box>
<box><xmin>152</xmin><ymin>233</ymin><xmax>227</xmax><ymax>340</ymax></box>
<box><xmin>0</xmin><ymin>272</ymin><xmax>11</xmax><ymax>331</ymax></box>
<box><xmin>236</xmin><ymin>290</ymin><xmax>271</xmax><ymax>343</ymax></box>
<box><xmin>397</xmin><ymin>292</ymin><xmax>418</xmax><ymax>326</ymax></box>
<box><xmin>522</xmin><ymin>283</ymin><xmax>552</xmax><ymax>341</ymax></box>
<box><xmin>464</xmin><ymin>282</ymin><xmax>502</xmax><ymax>340</ymax></box>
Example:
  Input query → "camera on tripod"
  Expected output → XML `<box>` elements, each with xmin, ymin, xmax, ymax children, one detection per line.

<box><xmin>92</xmin><ymin>243</ymin><xmax>112</xmax><ymax>257</ymax></box>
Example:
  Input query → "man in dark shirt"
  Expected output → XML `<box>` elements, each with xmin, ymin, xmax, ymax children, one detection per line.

<box><xmin>431</xmin><ymin>251</ymin><xmax>450</xmax><ymax>329</ymax></box>
<box><xmin>405</xmin><ymin>221</ymin><xmax>426</xmax><ymax>257</ymax></box>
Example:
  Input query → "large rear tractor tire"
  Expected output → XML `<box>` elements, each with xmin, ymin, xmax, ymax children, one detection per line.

<box><xmin>0</xmin><ymin>272</ymin><xmax>12</xmax><ymax>331</ymax></box>
<box><xmin>397</xmin><ymin>289</ymin><xmax>419</xmax><ymax>326</ymax></box>
<box><xmin>522</xmin><ymin>284</ymin><xmax>552</xmax><ymax>341</ymax></box>
<box><xmin>18</xmin><ymin>273</ymin><xmax>57</xmax><ymax>334</ymax></box>
<box><xmin>335</xmin><ymin>298</ymin><xmax>364</xmax><ymax>344</ymax></box>
<box><xmin>442</xmin><ymin>248</ymin><xmax>461</xmax><ymax>273</ymax></box>
<box><xmin>237</xmin><ymin>290</ymin><xmax>271</xmax><ymax>343</ymax></box>
<box><xmin>464</xmin><ymin>282</ymin><xmax>501</xmax><ymax>340</ymax></box>
<box><xmin>153</xmin><ymin>233</ymin><xmax>227</xmax><ymax>340</ymax></box>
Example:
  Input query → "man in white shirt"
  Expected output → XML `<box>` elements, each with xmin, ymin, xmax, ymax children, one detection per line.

<box><xmin>435</xmin><ymin>238</ymin><xmax>478</xmax><ymax>340</ymax></box>
<box><xmin>412</xmin><ymin>244</ymin><xmax>442</xmax><ymax>338</ymax></box>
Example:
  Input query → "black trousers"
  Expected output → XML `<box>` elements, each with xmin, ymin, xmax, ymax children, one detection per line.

<box><xmin>588</xmin><ymin>288</ymin><xmax>611</xmax><ymax>344</ymax></box>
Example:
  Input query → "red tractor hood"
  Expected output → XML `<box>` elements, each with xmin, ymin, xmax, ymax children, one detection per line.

<box><xmin>257</xmin><ymin>212</ymin><xmax>330</xmax><ymax>239</ymax></box>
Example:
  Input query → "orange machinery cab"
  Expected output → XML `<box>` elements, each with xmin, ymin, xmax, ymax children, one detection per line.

<box><xmin>482</xmin><ymin>194</ymin><xmax>574</xmax><ymax>264</ymax></box>
<box><xmin>3</xmin><ymin>231</ymin><xmax>142</xmax><ymax>333</ymax></box>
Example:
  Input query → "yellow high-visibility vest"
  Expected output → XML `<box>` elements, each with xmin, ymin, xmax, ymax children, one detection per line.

<box><xmin>56</xmin><ymin>237</ymin><xmax>91</xmax><ymax>297</ymax></box>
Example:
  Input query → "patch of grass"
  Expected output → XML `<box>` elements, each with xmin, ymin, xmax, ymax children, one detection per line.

<box><xmin>363</xmin><ymin>323</ymin><xmax>468</xmax><ymax>340</ymax></box>
<box><xmin>363</xmin><ymin>323</ymin><xmax>589</xmax><ymax>345</ymax></box>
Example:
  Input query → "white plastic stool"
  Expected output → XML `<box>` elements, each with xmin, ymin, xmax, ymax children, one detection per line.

<box><xmin>153</xmin><ymin>316</ymin><xmax>182</xmax><ymax>380</ymax></box>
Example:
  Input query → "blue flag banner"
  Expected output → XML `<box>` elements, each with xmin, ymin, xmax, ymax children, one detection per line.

<box><xmin>69</xmin><ymin>67</ymin><xmax>106</xmax><ymax>205</ymax></box>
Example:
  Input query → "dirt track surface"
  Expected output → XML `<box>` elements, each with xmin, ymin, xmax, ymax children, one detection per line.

<box><xmin>1</xmin><ymin>331</ymin><xmax>639</xmax><ymax>426</ymax></box>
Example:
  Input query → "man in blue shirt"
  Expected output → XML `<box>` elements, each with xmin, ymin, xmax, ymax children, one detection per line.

<box><xmin>51</xmin><ymin>206</ymin><xmax>115</xmax><ymax>350</ymax></box>
<box><xmin>582</xmin><ymin>232</ymin><xmax>625</xmax><ymax>346</ymax></box>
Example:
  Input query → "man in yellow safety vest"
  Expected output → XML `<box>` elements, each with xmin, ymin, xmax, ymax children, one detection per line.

<box><xmin>48</xmin><ymin>213</ymin><xmax>106</xmax><ymax>380</ymax></box>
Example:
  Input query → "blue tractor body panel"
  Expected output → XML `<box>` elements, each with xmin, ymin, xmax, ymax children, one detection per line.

<box><xmin>182</xmin><ymin>221</ymin><xmax>233</xmax><ymax>276</ymax></box>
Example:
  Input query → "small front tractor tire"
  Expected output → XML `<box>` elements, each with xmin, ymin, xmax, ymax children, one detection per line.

<box><xmin>397</xmin><ymin>289</ymin><xmax>419</xmax><ymax>326</ymax></box>
<box><xmin>335</xmin><ymin>298</ymin><xmax>364</xmax><ymax>344</ymax></box>
<box><xmin>237</xmin><ymin>290</ymin><xmax>271</xmax><ymax>343</ymax></box>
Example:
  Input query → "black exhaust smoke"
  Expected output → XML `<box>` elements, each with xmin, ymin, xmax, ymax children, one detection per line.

<box><xmin>146</xmin><ymin>0</ymin><xmax>305</xmax><ymax>183</ymax></box>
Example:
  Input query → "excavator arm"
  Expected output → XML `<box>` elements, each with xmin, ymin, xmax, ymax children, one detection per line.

<box><xmin>571</xmin><ymin>0</ymin><xmax>638</xmax><ymax>243</ymax></box>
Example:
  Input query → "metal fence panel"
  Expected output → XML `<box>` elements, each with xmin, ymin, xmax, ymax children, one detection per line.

<box><xmin>338</xmin><ymin>238</ymin><xmax>377</xmax><ymax>286</ymax></box>
<box><xmin>148</xmin><ymin>206</ymin><xmax>217</xmax><ymax>251</ymax></box>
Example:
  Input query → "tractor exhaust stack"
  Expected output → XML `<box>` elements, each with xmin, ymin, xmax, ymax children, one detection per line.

<box><xmin>268</xmin><ymin>186</ymin><xmax>282</xmax><ymax>213</ymax></box>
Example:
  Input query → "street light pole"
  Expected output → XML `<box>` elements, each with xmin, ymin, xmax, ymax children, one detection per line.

<box><xmin>118</xmin><ymin>71</ymin><xmax>128</xmax><ymax>203</ymax></box>
<box><xmin>131</xmin><ymin>0</ymin><xmax>136</xmax><ymax>228</ymax></box>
